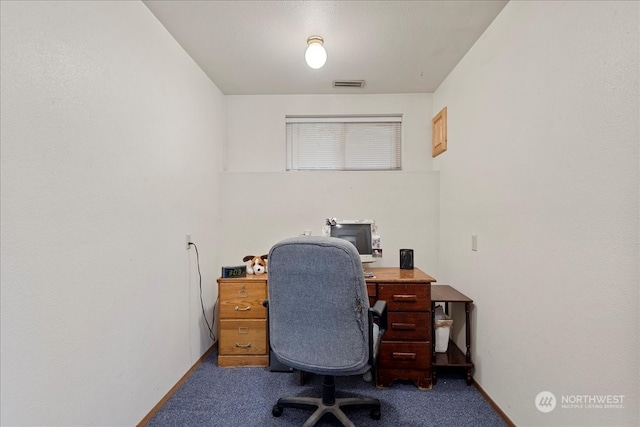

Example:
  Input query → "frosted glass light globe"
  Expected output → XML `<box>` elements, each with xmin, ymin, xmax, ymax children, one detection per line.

<box><xmin>305</xmin><ymin>38</ymin><xmax>327</xmax><ymax>69</ymax></box>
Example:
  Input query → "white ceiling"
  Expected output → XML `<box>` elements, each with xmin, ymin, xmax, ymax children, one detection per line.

<box><xmin>143</xmin><ymin>0</ymin><xmax>508</xmax><ymax>95</ymax></box>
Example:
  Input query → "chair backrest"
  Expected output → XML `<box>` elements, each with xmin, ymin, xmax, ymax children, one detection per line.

<box><xmin>267</xmin><ymin>236</ymin><xmax>372</xmax><ymax>376</ymax></box>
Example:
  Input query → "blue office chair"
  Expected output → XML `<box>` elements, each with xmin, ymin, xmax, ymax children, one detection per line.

<box><xmin>266</xmin><ymin>236</ymin><xmax>387</xmax><ymax>427</ymax></box>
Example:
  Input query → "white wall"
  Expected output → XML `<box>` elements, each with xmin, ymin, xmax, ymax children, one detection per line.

<box><xmin>221</xmin><ymin>94</ymin><xmax>440</xmax><ymax>275</ymax></box>
<box><xmin>434</xmin><ymin>1</ymin><xmax>639</xmax><ymax>426</ymax></box>
<box><xmin>0</xmin><ymin>2</ymin><xmax>224</xmax><ymax>425</ymax></box>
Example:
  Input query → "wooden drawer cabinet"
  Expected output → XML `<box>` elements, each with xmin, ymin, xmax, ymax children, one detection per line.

<box><xmin>217</xmin><ymin>275</ymin><xmax>268</xmax><ymax>367</ymax></box>
<box><xmin>366</xmin><ymin>268</ymin><xmax>435</xmax><ymax>390</ymax></box>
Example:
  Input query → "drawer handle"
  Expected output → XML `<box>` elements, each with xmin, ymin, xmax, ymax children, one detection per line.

<box><xmin>235</xmin><ymin>343</ymin><xmax>252</xmax><ymax>348</ymax></box>
<box><xmin>391</xmin><ymin>322</ymin><xmax>416</xmax><ymax>331</ymax></box>
<box><xmin>235</xmin><ymin>305</ymin><xmax>251</xmax><ymax>311</ymax></box>
<box><xmin>392</xmin><ymin>352</ymin><xmax>416</xmax><ymax>360</ymax></box>
<box><xmin>393</xmin><ymin>294</ymin><xmax>417</xmax><ymax>302</ymax></box>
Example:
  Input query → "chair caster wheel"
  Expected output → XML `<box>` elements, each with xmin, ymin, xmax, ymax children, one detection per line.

<box><xmin>272</xmin><ymin>405</ymin><xmax>283</xmax><ymax>417</ymax></box>
<box><xmin>370</xmin><ymin>408</ymin><xmax>381</xmax><ymax>420</ymax></box>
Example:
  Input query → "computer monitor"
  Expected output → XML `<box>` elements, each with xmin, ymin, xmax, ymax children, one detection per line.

<box><xmin>329</xmin><ymin>219</ymin><xmax>376</xmax><ymax>264</ymax></box>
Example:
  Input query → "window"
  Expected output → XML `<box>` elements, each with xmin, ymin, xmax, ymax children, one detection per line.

<box><xmin>286</xmin><ymin>115</ymin><xmax>402</xmax><ymax>171</ymax></box>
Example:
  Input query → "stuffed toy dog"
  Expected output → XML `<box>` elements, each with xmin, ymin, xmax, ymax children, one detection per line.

<box><xmin>243</xmin><ymin>254</ymin><xmax>268</xmax><ymax>275</ymax></box>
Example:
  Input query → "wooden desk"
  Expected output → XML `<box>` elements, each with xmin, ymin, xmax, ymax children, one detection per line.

<box><xmin>217</xmin><ymin>267</ymin><xmax>437</xmax><ymax>390</ymax></box>
<box><xmin>431</xmin><ymin>285</ymin><xmax>474</xmax><ymax>385</ymax></box>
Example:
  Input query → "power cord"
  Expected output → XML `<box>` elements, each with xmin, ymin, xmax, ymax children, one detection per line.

<box><xmin>189</xmin><ymin>242</ymin><xmax>217</xmax><ymax>342</ymax></box>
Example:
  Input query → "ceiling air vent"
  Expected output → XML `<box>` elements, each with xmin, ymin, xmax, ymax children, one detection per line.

<box><xmin>333</xmin><ymin>80</ymin><xmax>365</xmax><ymax>88</ymax></box>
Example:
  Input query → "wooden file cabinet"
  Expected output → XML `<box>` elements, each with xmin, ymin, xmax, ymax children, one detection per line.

<box><xmin>217</xmin><ymin>275</ymin><xmax>269</xmax><ymax>367</ymax></box>
<box><xmin>366</xmin><ymin>268</ymin><xmax>435</xmax><ymax>390</ymax></box>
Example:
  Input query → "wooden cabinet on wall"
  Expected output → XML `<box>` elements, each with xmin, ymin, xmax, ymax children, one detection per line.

<box><xmin>217</xmin><ymin>274</ymin><xmax>269</xmax><ymax>367</ymax></box>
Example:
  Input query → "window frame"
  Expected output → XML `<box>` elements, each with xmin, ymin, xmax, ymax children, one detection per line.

<box><xmin>285</xmin><ymin>115</ymin><xmax>402</xmax><ymax>171</ymax></box>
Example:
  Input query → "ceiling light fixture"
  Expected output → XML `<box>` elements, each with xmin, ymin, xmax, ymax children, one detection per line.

<box><xmin>305</xmin><ymin>36</ymin><xmax>327</xmax><ymax>69</ymax></box>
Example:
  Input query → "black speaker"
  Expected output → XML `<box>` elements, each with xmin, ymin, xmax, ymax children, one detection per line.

<box><xmin>400</xmin><ymin>249</ymin><xmax>414</xmax><ymax>269</ymax></box>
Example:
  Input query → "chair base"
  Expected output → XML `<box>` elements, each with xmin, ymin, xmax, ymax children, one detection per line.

<box><xmin>271</xmin><ymin>375</ymin><xmax>381</xmax><ymax>427</ymax></box>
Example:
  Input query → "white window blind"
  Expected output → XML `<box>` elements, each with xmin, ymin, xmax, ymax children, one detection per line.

<box><xmin>286</xmin><ymin>115</ymin><xmax>402</xmax><ymax>171</ymax></box>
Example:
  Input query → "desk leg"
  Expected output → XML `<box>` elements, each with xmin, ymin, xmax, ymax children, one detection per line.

<box><xmin>465</xmin><ymin>302</ymin><xmax>473</xmax><ymax>385</ymax></box>
<box><xmin>431</xmin><ymin>301</ymin><xmax>437</xmax><ymax>385</ymax></box>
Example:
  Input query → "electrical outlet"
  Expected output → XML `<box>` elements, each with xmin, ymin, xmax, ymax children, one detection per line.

<box><xmin>186</xmin><ymin>233</ymin><xmax>191</xmax><ymax>250</ymax></box>
<box><xmin>471</xmin><ymin>234</ymin><xmax>478</xmax><ymax>251</ymax></box>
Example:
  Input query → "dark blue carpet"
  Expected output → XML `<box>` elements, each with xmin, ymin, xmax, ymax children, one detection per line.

<box><xmin>147</xmin><ymin>350</ymin><xmax>506</xmax><ymax>427</ymax></box>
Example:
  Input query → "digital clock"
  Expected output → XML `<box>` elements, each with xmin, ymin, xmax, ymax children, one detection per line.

<box><xmin>221</xmin><ymin>265</ymin><xmax>247</xmax><ymax>278</ymax></box>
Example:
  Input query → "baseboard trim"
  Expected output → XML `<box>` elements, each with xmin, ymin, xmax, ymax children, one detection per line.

<box><xmin>473</xmin><ymin>380</ymin><xmax>516</xmax><ymax>427</ymax></box>
<box><xmin>137</xmin><ymin>343</ymin><xmax>217</xmax><ymax>427</ymax></box>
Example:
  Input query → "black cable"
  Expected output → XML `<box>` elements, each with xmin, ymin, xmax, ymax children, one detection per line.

<box><xmin>189</xmin><ymin>242</ymin><xmax>217</xmax><ymax>342</ymax></box>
